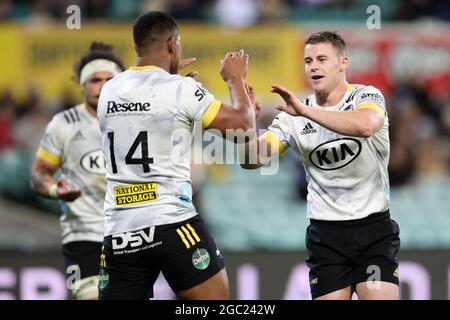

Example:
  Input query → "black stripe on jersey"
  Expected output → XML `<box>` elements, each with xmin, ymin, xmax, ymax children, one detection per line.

<box><xmin>305</xmin><ymin>98</ymin><xmax>310</xmax><ymax>106</ymax></box>
<box><xmin>63</xmin><ymin>109</ymin><xmax>81</xmax><ymax>124</ymax></box>
<box><xmin>343</xmin><ymin>105</ymin><xmax>352</xmax><ymax>111</ymax></box>
<box><xmin>63</xmin><ymin>113</ymin><xmax>71</xmax><ymax>124</ymax></box>
<box><xmin>345</xmin><ymin>90</ymin><xmax>357</xmax><ymax>104</ymax></box>
<box><xmin>307</xmin><ymin>123</ymin><xmax>313</xmax><ymax>129</ymax></box>
<box><xmin>74</xmin><ymin>108</ymin><xmax>80</xmax><ymax>122</ymax></box>
<box><xmin>68</xmin><ymin>109</ymin><xmax>76</xmax><ymax>123</ymax></box>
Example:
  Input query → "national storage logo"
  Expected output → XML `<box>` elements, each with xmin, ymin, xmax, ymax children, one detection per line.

<box><xmin>114</xmin><ymin>183</ymin><xmax>158</xmax><ymax>206</ymax></box>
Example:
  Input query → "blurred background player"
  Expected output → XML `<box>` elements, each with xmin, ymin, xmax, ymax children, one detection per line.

<box><xmin>97</xmin><ymin>11</ymin><xmax>256</xmax><ymax>300</ymax></box>
<box><xmin>29</xmin><ymin>42</ymin><xmax>125</xmax><ymax>299</ymax></box>
<box><xmin>241</xmin><ymin>31</ymin><xmax>400</xmax><ymax>300</ymax></box>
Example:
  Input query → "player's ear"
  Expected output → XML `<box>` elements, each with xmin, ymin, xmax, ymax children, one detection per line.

<box><xmin>340</xmin><ymin>55</ymin><xmax>349</xmax><ymax>72</ymax></box>
<box><xmin>168</xmin><ymin>35</ymin><xmax>177</xmax><ymax>55</ymax></box>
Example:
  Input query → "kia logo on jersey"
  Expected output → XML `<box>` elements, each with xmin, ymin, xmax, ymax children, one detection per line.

<box><xmin>309</xmin><ymin>138</ymin><xmax>362</xmax><ymax>171</ymax></box>
<box><xmin>80</xmin><ymin>149</ymin><xmax>106</xmax><ymax>175</ymax></box>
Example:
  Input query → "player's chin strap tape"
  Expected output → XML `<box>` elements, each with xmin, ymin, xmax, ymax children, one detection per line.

<box><xmin>80</xmin><ymin>59</ymin><xmax>122</xmax><ymax>85</ymax></box>
<box><xmin>70</xmin><ymin>275</ymin><xmax>99</xmax><ymax>300</ymax></box>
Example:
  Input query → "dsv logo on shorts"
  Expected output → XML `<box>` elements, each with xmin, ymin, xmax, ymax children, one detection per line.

<box><xmin>309</xmin><ymin>138</ymin><xmax>362</xmax><ymax>171</ymax></box>
<box><xmin>112</xmin><ymin>227</ymin><xmax>155</xmax><ymax>250</ymax></box>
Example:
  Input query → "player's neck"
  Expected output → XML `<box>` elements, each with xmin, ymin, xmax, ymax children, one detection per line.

<box><xmin>83</xmin><ymin>103</ymin><xmax>97</xmax><ymax>118</ymax></box>
<box><xmin>135</xmin><ymin>55</ymin><xmax>170</xmax><ymax>73</ymax></box>
<box><xmin>315</xmin><ymin>79</ymin><xmax>347</xmax><ymax>107</ymax></box>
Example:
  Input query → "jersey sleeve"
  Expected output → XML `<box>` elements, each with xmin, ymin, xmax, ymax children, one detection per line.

<box><xmin>36</xmin><ymin>115</ymin><xmax>65</xmax><ymax>166</ymax></box>
<box><xmin>176</xmin><ymin>77</ymin><xmax>221</xmax><ymax>125</ymax></box>
<box><xmin>354</xmin><ymin>86</ymin><xmax>386</xmax><ymax>117</ymax></box>
<box><xmin>266</xmin><ymin>113</ymin><xmax>291</xmax><ymax>155</ymax></box>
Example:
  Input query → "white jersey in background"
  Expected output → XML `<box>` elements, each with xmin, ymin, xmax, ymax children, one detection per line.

<box><xmin>37</xmin><ymin>104</ymin><xmax>106</xmax><ymax>243</ymax></box>
<box><xmin>97</xmin><ymin>66</ymin><xmax>221</xmax><ymax>236</ymax></box>
<box><xmin>268</xmin><ymin>83</ymin><xmax>390</xmax><ymax>221</ymax></box>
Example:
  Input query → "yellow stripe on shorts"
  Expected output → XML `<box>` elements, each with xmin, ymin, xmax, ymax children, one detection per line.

<box><xmin>176</xmin><ymin>228</ymin><xmax>191</xmax><ymax>249</ymax></box>
<box><xmin>187</xmin><ymin>223</ymin><xmax>201</xmax><ymax>242</ymax></box>
<box><xmin>181</xmin><ymin>226</ymin><xmax>196</xmax><ymax>246</ymax></box>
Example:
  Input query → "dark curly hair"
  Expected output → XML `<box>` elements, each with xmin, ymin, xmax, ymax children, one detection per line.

<box><xmin>133</xmin><ymin>11</ymin><xmax>178</xmax><ymax>49</ymax></box>
<box><xmin>74</xmin><ymin>42</ymin><xmax>126</xmax><ymax>83</ymax></box>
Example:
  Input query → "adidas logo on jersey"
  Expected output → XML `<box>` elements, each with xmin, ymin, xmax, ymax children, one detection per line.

<box><xmin>72</xmin><ymin>130</ymin><xmax>85</xmax><ymax>141</ymax></box>
<box><xmin>300</xmin><ymin>123</ymin><xmax>317</xmax><ymax>135</ymax></box>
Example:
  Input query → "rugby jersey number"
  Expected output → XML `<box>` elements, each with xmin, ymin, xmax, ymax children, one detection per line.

<box><xmin>107</xmin><ymin>131</ymin><xmax>154</xmax><ymax>174</ymax></box>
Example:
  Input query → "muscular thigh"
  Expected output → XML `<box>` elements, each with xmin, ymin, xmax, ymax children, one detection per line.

<box><xmin>158</xmin><ymin>215</ymin><xmax>226</xmax><ymax>295</ymax></box>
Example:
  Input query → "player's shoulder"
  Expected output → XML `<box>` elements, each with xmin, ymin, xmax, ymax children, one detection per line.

<box><xmin>101</xmin><ymin>70</ymin><xmax>127</xmax><ymax>90</ymax></box>
<box><xmin>272</xmin><ymin>111</ymin><xmax>294</xmax><ymax>127</ymax></box>
<box><xmin>176</xmin><ymin>74</ymin><xmax>204</xmax><ymax>89</ymax></box>
<box><xmin>52</xmin><ymin>104</ymin><xmax>83</xmax><ymax>125</ymax></box>
<box><xmin>301</xmin><ymin>93</ymin><xmax>315</xmax><ymax>107</ymax></box>
<box><xmin>124</xmin><ymin>68</ymin><xmax>196</xmax><ymax>91</ymax></box>
<box><xmin>350</xmin><ymin>83</ymin><xmax>384</xmax><ymax>99</ymax></box>
<box><xmin>272</xmin><ymin>93</ymin><xmax>314</xmax><ymax>124</ymax></box>
<box><xmin>125</xmin><ymin>67</ymin><xmax>185</xmax><ymax>82</ymax></box>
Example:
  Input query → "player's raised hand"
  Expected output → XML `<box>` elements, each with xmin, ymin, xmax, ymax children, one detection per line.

<box><xmin>56</xmin><ymin>179</ymin><xmax>81</xmax><ymax>202</ymax></box>
<box><xmin>246</xmin><ymin>83</ymin><xmax>261</xmax><ymax>119</ymax></box>
<box><xmin>179</xmin><ymin>58</ymin><xmax>199</xmax><ymax>78</ymax></box>
<box><xmin>271</xmin><ymin>84</ymin><xmax>306</xmax><ymax>117</ymax></box>
<box><xmin>220</xmin><ymin>49</ymin><xmax>249</xmax><ymax>82</ymax></box>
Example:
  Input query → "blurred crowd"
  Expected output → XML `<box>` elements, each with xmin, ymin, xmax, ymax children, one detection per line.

<box><xmin>0</xmin><ymin>0</ymin><xmax>449</xmax><ymax>26</ymax></box>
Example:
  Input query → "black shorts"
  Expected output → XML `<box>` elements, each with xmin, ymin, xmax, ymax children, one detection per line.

<box><xmin>62</xmin><ymin>241</ymin><xmax>103</xmax><ymax>279</ymax></box>
<box><xmin>99</xmin><ymin>215</ymin><xmax>225</xmax><ymax>300</ymax></box>
<box><xmin>306</xmin><ymin>210</ymin><xmax>400</xmax><ymax>299</ymax></box>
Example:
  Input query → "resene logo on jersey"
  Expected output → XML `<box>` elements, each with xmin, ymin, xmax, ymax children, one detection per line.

<box><xmin>106</xmin><ymin>101</ymin><xmax>151</xmax><ymax>114</ymax></box>
<box><xmin>114</xmin><ymin>183</ymin><xmax>159</xmax><ymax>206</ymax></box>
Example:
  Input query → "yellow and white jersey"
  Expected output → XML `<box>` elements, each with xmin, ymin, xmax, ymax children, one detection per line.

<box><xmin>97</xmin><ymin>66</ymin><xmax>221</xmax><ymax>236</ymax></box>
<box><xmin>37</xmin><ymin>104</ymin><xmax>106</xmax><ymax>243</ymax></box>
<box><xmin>268</xmin><ymin>83</ymin><xmax>390</xmax><ymax>221</ymax></box>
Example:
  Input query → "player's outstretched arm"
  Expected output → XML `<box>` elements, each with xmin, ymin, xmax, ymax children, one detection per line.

<box><xmin>30</xmin><ymin>158</ymin><xmax>81</xmax><ymax>201</ymax></box>
<box><xmin>237</xmin><ymin>85</ymin><xmax>281</xmax><ymax>170</ymax></box>
<box><xmin>203</xmin><ymin>50</ymin><xmax>256</xmax><ymax>139</ymax></box>
<box><xmin>239</xmin><ymin>129</ymin><xmax>288</xmax><ymax>170</ymax></box>
<box><xmin>271</xmin><ymin>84</ymin><xmax>384</xmax><ymax>138</ymax></box>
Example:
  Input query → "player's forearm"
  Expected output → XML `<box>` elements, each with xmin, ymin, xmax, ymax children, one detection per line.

<box><xmin>30</xmin><ymin>171</ymin><xmax>58</xmax><ymax>199</ymax></box>
<box><xmin>238</xmin><ymin>137</ymin><xmax>264</xmax><ymax>169</ymax></box>
<box><xmin>302</xmin><ymin>108</ymin><xmax>376</xmax><ymax>138</ymax></box>
<box><xmin>226</xmin><ymin>77</ymin><xmax>256</xmax><ymax>132</ymax></box>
